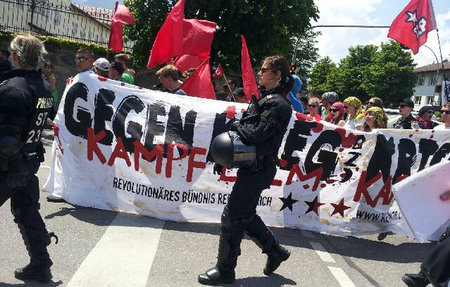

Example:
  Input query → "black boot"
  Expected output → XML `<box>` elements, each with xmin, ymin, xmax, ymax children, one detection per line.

<box><xmin>198</xmin><ymin>267</ymin><xmax>235</xmax><ymax>285</ymax></box>
<box><xmin>198</xmin><ymin>207</ymin><xmax>244</xmax><ymax>285</ymax></box>
<box><xmin>12</xmin><ymin>204</ymin><xmax>55</xmax><ymax>283</ymax></box>
<box><xmin>402</xmin><ymin>270</ymin><xmax>429</xmax><ymax>287</ymax></box>
<box><xmin>263</xmin><ymin>244</ymin><xmax>290</xmax><ymax>275</ymax></box>
<box><xmin>15</xmin><ymin>261</ymin><xmax>52</xmax><ymax>282</ymax></box>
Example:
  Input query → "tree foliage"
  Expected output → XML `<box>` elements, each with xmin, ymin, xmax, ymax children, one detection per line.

<box><xmin>123</xmin><ymin>0</ymin><xmax>319</xmax><ymax>72</ymax></box>
<box><xmin>309</xmin><ymin>41</ymin><xmax>417</xmax><ymax>107</ymax></box>
<box><xmin>308</xmin><ymin>57</ymin><xmax>337</xmax><ymax>96</ymax></box>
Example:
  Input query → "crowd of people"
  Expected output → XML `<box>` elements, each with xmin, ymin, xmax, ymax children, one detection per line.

<box><xmin>0</xmin><ymin>34</ymin><xmax>449</xmax><ymax>286</ymax></box>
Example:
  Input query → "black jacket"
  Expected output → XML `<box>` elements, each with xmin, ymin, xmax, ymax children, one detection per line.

<box><xmin>234</xmin><ymin>86</ymin><xmax>292</xmax><ymax>157</ymax></box>
<box><xmin>0</xmin><ymin>69</ymin><xmax>53</xmax><ymax>155</ymax></box>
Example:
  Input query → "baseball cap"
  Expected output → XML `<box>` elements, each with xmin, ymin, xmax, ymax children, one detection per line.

<box><xmin>399</xmin><ymin>98</ymin><xmax>414</xmax><ymax>108</ymax></box>
<box><xmin>93</xmin><ymin>58</ymin><xmax>110</xmax><ymax>72</ymax></box>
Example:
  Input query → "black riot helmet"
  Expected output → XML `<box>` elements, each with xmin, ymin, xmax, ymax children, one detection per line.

<box><xmin>210</xmin><ymin>131</ymin><xmax>256</xmax><ymax>169</ymax></box>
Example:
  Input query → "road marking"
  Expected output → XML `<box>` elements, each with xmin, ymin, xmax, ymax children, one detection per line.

<box><xmin>67</xmin><ymin>213</ymin><xmax>164</xmax><ymax>287</ymax></box>
<box><xmin>328</xmin><ymin>266</ymin><xmax>356</xmax><ymax>287</ymax></box>
<box><xmin>309</xmin><ymin>241</ymin><xmax>335</xmax><ymax>263</ymax></box>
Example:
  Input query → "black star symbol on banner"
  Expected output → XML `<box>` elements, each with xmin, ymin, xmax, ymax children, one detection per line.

<box><xmin>331</xmin><ymin>198</ymin><xmax>351</xmax><ymax>217</ymax></box>
<box><xmin>279</xmin><ymin>193</ymin><xmax>298</xmax><ymax>211</ymax></box>
<box><xmin>304</xmin><ymin>196</ymin><xmax>325</xmax><ymax>216</ymax></box>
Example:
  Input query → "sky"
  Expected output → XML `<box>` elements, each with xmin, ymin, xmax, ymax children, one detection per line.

<box><xmin>314</xmin><ymin>0</ymin><xmax>450</xmax><ymax>67</ymax></box>
<box><xmin>72</xmin><ymin>0</ymin><xmax>449</xmax><ymax>67</ymax></box>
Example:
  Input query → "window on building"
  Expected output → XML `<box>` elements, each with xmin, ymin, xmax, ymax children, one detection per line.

<box><xmin>427</xmin><ymin>96</ymin><xmax>434</xmax><ymax>105</ymax></box>
<box><xmin>414</xmin><ymin>96</ymin><xmax>421</xmax><ymax>104</ymax></box>
<box><xmin>429</xmin><ymin>77</ymin><xmax>437</xmax><ymax>86</ymax></box>
<box><xmin>418</xmin><ymin>78</ymin><xmax>424</xmax><ymax>85</ymax></box>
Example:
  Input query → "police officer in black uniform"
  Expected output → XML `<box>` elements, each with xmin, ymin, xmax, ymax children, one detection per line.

<box><xmin>0</xmin><ymin>34</ymin><xmax>55</xmax><ymax>282</ymax></box>
<box><xmin>198</xmin><ymin>55</ymin><xmax>294</xmax><ymax>285</ymax></box>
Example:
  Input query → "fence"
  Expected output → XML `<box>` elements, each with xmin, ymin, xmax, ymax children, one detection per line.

<box><xmin>0</xmin><ymin>0</ymin><xmax>133</xmax><ymax>50</ymax></box>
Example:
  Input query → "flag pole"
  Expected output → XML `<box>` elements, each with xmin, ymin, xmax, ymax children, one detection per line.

<box><xmin>221</xmin><ymin>71</ymin><xmax>236</xmax><ymax>102</ymax></box>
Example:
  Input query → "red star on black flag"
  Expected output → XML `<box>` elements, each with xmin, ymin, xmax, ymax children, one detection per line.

<box><xmin>304</xmin><ymin>196</ymin><xmax>325</xmax><ymax>216</ymax></box>
<box><xmin>331</xmin><ymin>198</ymin><xmax>351</xmax><ymax>217</ymax></box>
<box><xmin>279</xmin><ymin>193</ymin><xmax>298</xmax><ymax>211</ymax></box>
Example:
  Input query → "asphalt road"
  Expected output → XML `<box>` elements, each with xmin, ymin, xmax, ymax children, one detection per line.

<box><xmin>0</xmin><ymin>129</ymin><xmax>436</xmax><ymax>287</ymax></box>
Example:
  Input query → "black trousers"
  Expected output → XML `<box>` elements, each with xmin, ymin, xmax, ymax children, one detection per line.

<box><xmin>0</xmin><ymin>158</ymin><xmax>52</xmax><ymax>266</ymax></box>
<box><xmin>421</xmin><ymin>237</ymin><xmax>450</xmax><ymax>287</ymax></box>
<box><xmin>216</xmin><ymin>157</ymin><xmax>278</xmax><ymax>273</ymax></box>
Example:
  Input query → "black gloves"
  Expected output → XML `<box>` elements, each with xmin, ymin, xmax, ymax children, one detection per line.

<box><xmin>213</xmin><ymin>163</ymin><xmax>224</xmax><ymax>175</ymax></box>
<box><xmin>6</xmin><ymin>160</ymin><xmax>30</xmax><ymax>189</ymax></box>
<box><xmin>230</xmin><ymin>120</ymin><xmax>240</xmax><ymax>131</ymax></box>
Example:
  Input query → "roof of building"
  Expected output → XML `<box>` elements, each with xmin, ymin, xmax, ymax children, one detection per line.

<box><xmin>73</xmin><ymin>4</ymin><xmax>114</xmax><ymax>27</ymax></box>
<box><xmin>414</xmin><ymin>61</ymin><xmax>450</xmax><ymax>73</ymax></box>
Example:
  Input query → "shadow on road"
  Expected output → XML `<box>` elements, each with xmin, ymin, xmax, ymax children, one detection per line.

<box><xmin>43</xmin><ymin>202</ymin><xmax>435</xmax><ymax>265</ymax></box>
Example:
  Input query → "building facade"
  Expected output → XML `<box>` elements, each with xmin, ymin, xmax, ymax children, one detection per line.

<box><xmin>412</xmin><ymin>61</ymin><xmax>450</xmax><ymax>109</ymax></box>
<box><xmin>0</xmin><ymin>0</ymin><xmax>132</xmax><ymax>50</ymax></box>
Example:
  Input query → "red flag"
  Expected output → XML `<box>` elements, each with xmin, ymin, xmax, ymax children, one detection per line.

<box><xmin>182</xmin><ymin>19</ymin><xmax>216</xmax><ymax>57</ymax></box>
<box><xmin>108</xmin><ymin>2</ymin><xmax>134</xmax><ymax>52</ymax></box>
<box><xmin>241</xmin><ymin>35</ymin><xmax>258</xmax><ymax>101</ymax></box>
<box><xmin>181</xmin><ymin>58</ymin><xmax>216</xmax><ymax>99</ymax></box>
<box><xmin>173</xmin><ymin>19</ymin><xmax>216</xmax><ymax>72</ymax></box>
<box><xmin>212</xmin><ymin>63</ymin><xmax>224</xmax><ymax>79</ymax></box>
<box><xmin>387</xmin><ymin>0</ymin><xmax>436</xmax><ymax>54</ymax></box>
<box><xmin>174</xmin><ymin>55</ymin><xmax>207</xmax><ymax>73</ymax></box>
<box><xmin>113</xmin><ymin>3</ymin><xmax>134</xmax><ymax>24</ymax></box>
<box><xmin>147</xmin><ymin>0</ymin><xmax>185</xmax><ymax>69</ymax></box>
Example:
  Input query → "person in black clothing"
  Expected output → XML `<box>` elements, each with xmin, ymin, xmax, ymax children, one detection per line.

<box><xmin>0</xmin><ymin>34</ymin><xmax>56</xmax><ymax>282</ymax></box>
<box><xmin>392</xmin><ymin>98</ymin><xmax>422</xmax><ymax>129</ymax></box>
<box><xmin>0</xmin><ymin>48</ymin><xmax>12</xmax><ymax>75</ymax></box>
<box><xmin>198</xmin><ymin>55</ymin><xmax>294</xmax><ymax>285</ymax></box>
<box><xmin>402</xmin><ymin>191</ymin><xmax>450</xmax><ymax>287</ymax></box>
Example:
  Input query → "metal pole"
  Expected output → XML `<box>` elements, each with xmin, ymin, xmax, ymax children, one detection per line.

<box><xmin>422</xmin><ymin>44</ymin><xmax>440</xmax><ymax>105</ymax></box>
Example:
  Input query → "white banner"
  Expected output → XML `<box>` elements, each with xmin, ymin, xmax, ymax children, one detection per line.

<box><xmin>392</xmin><ymin>161</ymin><xmax>450</xmax><ymax>242</ymax></box>
<box><xmin>44</xmin><ymin>72</ymin><xmax>450</xmax><ymax>238</ymax></box>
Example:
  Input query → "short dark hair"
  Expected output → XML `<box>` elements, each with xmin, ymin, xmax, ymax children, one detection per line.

<box><xmin>77</xmin><ymin>48</ymin><xmax>95</xmax><ymax>59</ymax></box>
<box><xmin>110</xmin><ymin>61</ymin><xmax>124</xmax><ymax>75</ymax></box>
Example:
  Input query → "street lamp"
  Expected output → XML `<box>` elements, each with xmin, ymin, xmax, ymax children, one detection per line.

<box><xmin>422</xmin><ymin>44</ymin><xmax>441</xmax><ymax>106</ymax></box>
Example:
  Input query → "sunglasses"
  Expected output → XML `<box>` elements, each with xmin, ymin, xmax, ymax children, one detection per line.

<box><xmin>441</xmin><ymin>110</ymin><xmax>450</xmax><ymax>114</ymax></box>
<box><xmin>259</xmin><ymin>67</ymin><xmax>273</xmax><ymax>73</ymax></box>
<box><xmin>330</xmin><ymin>108</ymin><xmax>339</xmax><ymax>113</ymax></box>
<box><xmin>75</xmin><ymin>56</ymin><xmax>89</xmax><ymax>63</ymax></box>
<box><xmin>399</xmin><ymin>105</ymin><xmax>407</xmax><ymax>108</ymax></box>
<box><xmin>308</xmin><ymin>104</ymin><xmax>317</xmax><ymax>108</ymax></box>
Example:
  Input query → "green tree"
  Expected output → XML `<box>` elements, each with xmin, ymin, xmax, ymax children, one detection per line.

<box><xmin>123</xmin><ymin>0</ymin><xmax>171</xmax><ymax>68</ymax></box>
<box><xmin>309</xmin><ymin>42</ymin><xmax>416</xmax><ymax>107</ymax></box>
<box><xmin>366</xmin><ymin>41</ymin><xmax>417</xmax><ymax>107</ymax></box>
<box><xmin>335</xmin><ymin>44</ymin><xmax>378</xmax><ymax>102</ymax></box>
<box><xmin>290</xmin><ymin>29</ymin><xmax>320</xmax><ymax>78</ymax></box>
<box><xmin>308</xmin><ymin>56</ymin><xmax>338</xmax><ymax>96</ymax></box>
<box><xmin>124</xmin><ymin>0</ymin><xmax>319</xmax><ymax>72</ymax></box>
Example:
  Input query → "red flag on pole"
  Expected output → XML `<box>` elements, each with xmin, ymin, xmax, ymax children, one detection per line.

<box><xmin>108</xmin><ymin>2</ymin><xmax>134</xmax><ymax>52</ymax></box>
<box><xmin>174</xmin><ymin>55</ymin><xmax>206</xmax><ymax>73</ymax></box>
<box><xmin>173</xmin><ymin>19</ymin><xmax>216</xmax><ymax>72</ymax></box>
<box><xmin>182</xmin><ymin>19</ymin><xmax>216</xmax><ymax>57</ymax></box>
<box><xmin>387</xmin><ymin>0</ymin><xmax>436</xmax><ymax>54</ymax></box>
<box><xmin>241</xmin><ymin>35</ymin><xmax>258</xmax><ymax>101</ymax></box>
<box><xmin>212</xmin><ymin>63</ymin><xmax>224</xmax><ymax>79</ymax></box>
<box><xmin>181</xmin><ymin>58</ymin><xmax>216</xmax><ymax>99</ymax></box>
<box><xmin>147</xmin><ymin>0</ymin><xmax>185</xmax><ymax>69</ymax></box>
